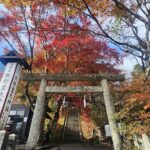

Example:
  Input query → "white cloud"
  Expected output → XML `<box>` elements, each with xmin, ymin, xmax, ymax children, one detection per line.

<box><xmin>116</xmin><ymin>55</ymin><xmax>139</xmax><ymax>79</ymax></box>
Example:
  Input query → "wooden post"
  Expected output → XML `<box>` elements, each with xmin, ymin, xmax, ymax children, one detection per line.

<box><xmin>101</xmin><ymin>79</ymin><xmax>122</xmax><ymax>150</ymax></box>
<box><xmin>26</xmin><ymin>79</ymin><xmax>47</xmax><ymax>150</ymax></box>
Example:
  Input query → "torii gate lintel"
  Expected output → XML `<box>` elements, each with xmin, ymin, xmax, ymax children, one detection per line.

<box><xmin>21</xmin><ymin>73</ymin><xmax>125</xmax><ymax>82</ymax></box>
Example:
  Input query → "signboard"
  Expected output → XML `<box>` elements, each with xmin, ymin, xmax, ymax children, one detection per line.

<box><xmin>105</xmin><ymin>124</ymin><xmax>111</xmax><ymax>137</ymax></box>
<box><xmin>24</xmin><ymin>117</ymin><xmax>28</xmax><ymax>122</ymax></box>
<box><xmin>105</xmin><ymin>123</ymin><xmax>122</xmax><ymax>137</ymax></box>
<box><xmin>0</xmin><ymin>63</ymin><xmax>21</xmax><ymax>129</ymax></box>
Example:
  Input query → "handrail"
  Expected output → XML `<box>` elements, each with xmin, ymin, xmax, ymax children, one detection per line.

<box><xmin>61</xmin><ymin>109</ymin><xmax>68</xmax><ymax>143</ymax></box>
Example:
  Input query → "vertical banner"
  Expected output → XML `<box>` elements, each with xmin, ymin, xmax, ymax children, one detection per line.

<box><xmin>83</xmin><ymin>95</ymin><xmax>86</xmax><ymax>108</ymax></box>
<box><xmin>0</xmin><ymin>63</ymin><xmax>21</xmax><ymax>129</ymax></box>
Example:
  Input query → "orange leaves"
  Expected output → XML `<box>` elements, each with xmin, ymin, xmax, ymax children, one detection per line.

<box><xmin>144</xmin><ymin>103</ymin><xmax>150</xmax><ymax>110</ymax></box>
<box><xmin>34</xmin><ymin>20</ymin><xmax>122</xmax><ymax>74</ymax></box>
<box><xmin>10</xmin><ymin>26</ymin><xmax>22</xmax><ymax>32</ymax></box>
<box><xmin>128</xmin><ymin>93</ymin><xmax>150</xmax><ymax>102</ymax></box>
<box><xmin>115</xmin><ymin>74</ymin><xmax>150</xmax><ymax>135</ymax></box>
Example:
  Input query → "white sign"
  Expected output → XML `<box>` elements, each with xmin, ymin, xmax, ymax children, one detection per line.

<box><xmin>24</xmin><ymin>117</ymin><xmax>28</xmax><ymax>122</ymax></box>
<box><xmin>0</xmin><ymin>63</ymin><xmax>21</xmax><ymax>129</ymax></box>
<box><xmin>83</xmin><ymin>95</ymin><xmax>86</xmax><ymax>108</ymax></box>
<box><xmin>105</xmin><ymin>123</ymin><xmax>122</xmax><ymax>137</ymax></box>
<box><xmin>105</xmin><ymin>124</ymin><xmax>111</xmax><ymax>137</ymax></box>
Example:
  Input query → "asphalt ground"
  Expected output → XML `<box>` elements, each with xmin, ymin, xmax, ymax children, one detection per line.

<box><xmin>50</xmin><ymin>143</ymin><xmax>113</xmax><ymax>150</ymax></box>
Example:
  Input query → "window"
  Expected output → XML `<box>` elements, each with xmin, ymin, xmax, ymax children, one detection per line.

<box><xmin>16</xmin><ymin>111</ymin><xmax>25</xmax><ymax>117</ymax></box>
<box><xmin>15</xmin><ymin>122</ymin><xmax>22</xmax><ymax>132</ymax></box>
<box><xmin>10</xmin><ymin>111</ymin><xmax>16</xmax><ymax>116</ymax></box>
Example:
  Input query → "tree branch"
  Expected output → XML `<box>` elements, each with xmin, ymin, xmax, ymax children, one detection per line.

<box><xmin>112</xmin><ymin>0</ymin><xmax>147</xmax><ymax>24</ymax></box>
<box><xmin>0</xmin><ymin>32</ymin><xmax>16</xmax><ymax>51</ymax></box>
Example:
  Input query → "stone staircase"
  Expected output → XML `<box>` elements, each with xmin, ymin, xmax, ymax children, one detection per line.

<box><xmin>63</xmin><ymin>108</ymin><xmax>81</xmax><ymax>143</ymax></box>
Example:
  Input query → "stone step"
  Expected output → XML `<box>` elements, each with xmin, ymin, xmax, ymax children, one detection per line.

<box><xmin>63</xmin><ymin>109</ymin><xmax>81</xmax><ymax>144</ymax></box>
<box><xmin>63</xmin><ymin>137</ymin><xmax>81</xmax><ymax>143</ymax></box>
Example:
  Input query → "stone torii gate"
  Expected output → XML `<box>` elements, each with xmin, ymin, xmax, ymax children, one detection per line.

<box><xmin>21</xmin><ymin>74</ymin><xmax>125</xmax><ymax>150</ymax></box>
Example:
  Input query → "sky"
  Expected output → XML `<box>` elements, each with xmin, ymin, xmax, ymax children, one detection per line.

<box><xmin>108</xmin><ymin>43</ymin><xmax>137</xmax><ymax>78</ymax></box>
<box><xmin>117</xmin><ymin>55</ymin><xmax>137</xmax><ymax>79</ymax></box>
<box><xmin>0</xmin><ymin>4</ymin><xmax>6</xmax><ymax>71</ymax></box>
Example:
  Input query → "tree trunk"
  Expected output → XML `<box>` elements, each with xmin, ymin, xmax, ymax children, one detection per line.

<box><xmin>26</xmin><ymin>79</ymin><xmax>47</xmax><ymax>150</ymax></box>
<box><xmin>101</xmin><ymin>79</ymin><xmax>122</xmax><ymax>150</ymax></box>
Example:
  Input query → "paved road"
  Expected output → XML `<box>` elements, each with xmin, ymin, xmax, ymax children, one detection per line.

<box><xmin>50</xmin><ymin>143</ymin><xmax>113</xmax><ymax>150</ymax></box>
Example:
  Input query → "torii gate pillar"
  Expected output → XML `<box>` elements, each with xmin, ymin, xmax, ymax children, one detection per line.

<box><xmin>26</xmin><ymin>79</ymin><xmax>47</xmax><ymax>150</ymax></box>
<box><xmin>101</xmin><ymin>79</ymin><xmax>122</xmax><ymax>150</ymax></box>
<box><xmin>0</xmin><ymin>50</ymin><xmax>30</xmax><ymax>130</ymax></box>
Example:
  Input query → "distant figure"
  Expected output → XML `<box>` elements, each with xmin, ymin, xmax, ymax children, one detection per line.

<box><xmin>92</xmin><ymin>129</ymin><xmax>96</xmax><ymax>137</ymax></box>
<box><xmin>91</xmin><ymin>128</ymin><xmax>100</xmax><ymax>144</ymax></box>
<box><xmin>91</xmin><ymin>129</ymin><xmax>96</xmax><ymax>143</ymax></box>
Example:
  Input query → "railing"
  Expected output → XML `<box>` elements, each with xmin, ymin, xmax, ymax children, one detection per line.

<box><xmin>61</xmin><ymin>110</ymin><xmax>68</xmax><ymax>143</ymax></box>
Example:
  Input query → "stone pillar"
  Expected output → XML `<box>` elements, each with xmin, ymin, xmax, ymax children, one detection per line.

<box><xmin>26</xmin><ymin>79</ymin><xmax>47</xmax><ymax>149</ymax></box>
<box><xmin>142</xmin><ymin>133</ymin><xmax>150</xmax><ymax>150</ymax></box>
<box><xmin>0</xmin><ymin>130</ymin><xmax>8</xmax><ymax>150</ymax></box>
<box><xmin>0</xmin><ymin>63</ymin><xmax>21</xmax><ymax>129</ymax></box>
<box><xmin>0</xmin><ymin>50</ymin><xmax>30</xmax><ymax>130</ymax></box>
<box><xmin>101</xmin><ymin>79</ymin><xmax>122</xmax><ymax>150</ymax></box>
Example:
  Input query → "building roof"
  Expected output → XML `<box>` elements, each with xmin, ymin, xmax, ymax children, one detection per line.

<box><xmin>0</xmin><ymin>50</ymin><xmax>30</xmax><ymax>70</ymax></box>
<box><xmin>11</xmin><ymin>104</ymin><xmax>28</xmax><ymax>110</ymax></box>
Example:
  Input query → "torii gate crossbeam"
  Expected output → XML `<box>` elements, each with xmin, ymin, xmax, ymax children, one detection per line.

<box><xmin>45</xmin><ymin>86</ymin><xmax>103</xmax><ymax>93</ymax></box>
<box><xmin>21</xmin><ymin>73</ymin><xmax>125</xmax><ymax>81</ymax></box>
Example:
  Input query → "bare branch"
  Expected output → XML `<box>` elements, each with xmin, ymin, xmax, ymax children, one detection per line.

<box><xmin>136</xmin><ymin>0</ymin><xmax>148</xmax><ymax>17</ymax></box>
<box><xmin>112</xmin><ymin>0</ymin><xmax>147</xmax><ymax>24</ymax></box>
<box><xmin>21</xmin><ymin>5</ymin><xmax>34</xmax><ymax>69</ymax></box>
<box><xmin>0</xmin><ymin>32</ymin><xmax>16</xmax><ymax>51</ymax></box>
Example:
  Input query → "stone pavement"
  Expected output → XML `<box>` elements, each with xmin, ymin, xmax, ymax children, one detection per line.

<box><xmin>50</xmin><ymin>143</ymin><xmax>113</xmax><ymax>150</ymax></box>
